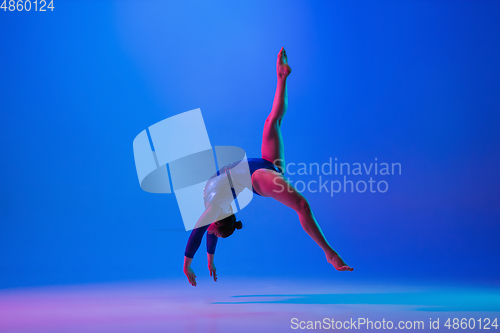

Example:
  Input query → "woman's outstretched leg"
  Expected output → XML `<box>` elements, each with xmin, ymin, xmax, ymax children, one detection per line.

<box><xmin>261</xmin><ymin>47</ymin><xmax>292</xmax><ymax>172</ymax></box>
<box><xmin>252</xmin><ymin>169</ymin><xmax>353</xmax><ymax>271</ymax></box>
<box><xmin>256</xmin><ymin>47</ymin><xmax>351</xmax><ymax>271</ymax></box>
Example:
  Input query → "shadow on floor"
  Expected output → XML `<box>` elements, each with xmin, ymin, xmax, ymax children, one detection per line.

<box><xmin>213</xmin><ymin>291</ymin><xmax>500</xmax><ymax>312</ymax></box>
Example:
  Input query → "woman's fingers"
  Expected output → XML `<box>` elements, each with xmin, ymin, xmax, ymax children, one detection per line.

<box><xmin>208</xmin><ymin>268</ymin><xmax>217</xmax><ymax>282</ymax></box>
<box><xmin>188</xmin><ymin>274</ymin><xmax>197</xmax><ymax>286</ymax></box>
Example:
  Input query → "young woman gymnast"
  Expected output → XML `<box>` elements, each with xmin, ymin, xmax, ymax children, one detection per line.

<box><xmin>183</xmin><ymin>47</ymin><xmax>353</xmax><ymax>286</ymax></box>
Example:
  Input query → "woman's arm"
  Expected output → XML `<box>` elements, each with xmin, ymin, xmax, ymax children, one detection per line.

<box><xmin>206</xmin><ymin>225</ymin><xmax>218</xmax><ymax>282</ymax></box>
<box><xmin>183</xmin><ymin>205</ymin><xmax>222</xmax><ymax>286</ymax></box>
<box><xmin>184</xmin><ymin>225</ymin><xmax>209</xmax><ymax>258</ymax></box>
<box><xmin>183</xmin><ymin>225</ymin><xmax>208</xmax><ymax>287</ymax></box>
<box><xmin>183</xmin><ymin>227</ymin><xmax>218</xmax><ymax>285</ymax></box>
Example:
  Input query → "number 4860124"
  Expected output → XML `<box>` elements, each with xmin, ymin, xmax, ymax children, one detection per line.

<box><xmin>1</xmin><ymin>0</ymin><xmax>54</xmax><ymax>11</ymax></box>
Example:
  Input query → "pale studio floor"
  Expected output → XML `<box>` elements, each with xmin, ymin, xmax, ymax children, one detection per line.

<box><xmin>0</xmin><ymin>277</ymin><xmax>499</xmax><ymax>332</ymax></box>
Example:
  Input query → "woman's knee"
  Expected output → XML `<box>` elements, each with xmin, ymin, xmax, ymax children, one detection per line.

<box><xmin>265</xmin><ymin>116</ymin><xmax>282</xmax><ymax>129</ymax></box>
<box><xmin>295</xmin><ymin>197</ymin><xmax>311</xmax><ymax>214</ymax></box>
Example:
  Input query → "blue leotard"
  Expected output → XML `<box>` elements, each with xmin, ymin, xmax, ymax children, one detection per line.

<box><xmin>184</xmin><ymin>158</ymin><xmax>283</xmax><ymax>258</ymax></box>
<box><xmin>246</xmin><ymin>158</ymin><xmax>283</xmax><ymax>195</ymax></box>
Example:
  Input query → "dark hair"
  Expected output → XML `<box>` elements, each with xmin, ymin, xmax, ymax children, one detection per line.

<box><xmin>217</xmin><ymin>214</ymin><xmax>243</xmax><ymax>238</ymax></box>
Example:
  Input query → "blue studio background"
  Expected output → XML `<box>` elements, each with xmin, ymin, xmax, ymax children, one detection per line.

<box><xmin>1</xmin><ymin>0</ymin><xmax>499</xmax><ymax>289</ymax></box>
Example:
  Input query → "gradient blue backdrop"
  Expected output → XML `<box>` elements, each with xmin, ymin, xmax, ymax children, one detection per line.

<box><xmin>1</xmin><ymin>0</ymin><xmax>499</xmax><ymax>289</ymax></box>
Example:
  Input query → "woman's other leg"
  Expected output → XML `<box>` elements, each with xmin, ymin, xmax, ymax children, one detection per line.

<box><xmin>261</xmin><ymin>47</ymin><xmax>292</xmax><ymax>173</ymax></box>
<box><xmin>252</xmin><ymin>169</ymin><xmax>353</xmax><ymax>271</ymax></box>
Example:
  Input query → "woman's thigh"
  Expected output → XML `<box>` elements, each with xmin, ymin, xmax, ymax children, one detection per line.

<box><xmin>261</xmin><ymin>120</ymin><xmax>285</xmax><ymax>172</ymax></box>
<box><xmin>251</xmin><ymin>169</ymin><xmax>305</xmax><ymax>210</ymax></box>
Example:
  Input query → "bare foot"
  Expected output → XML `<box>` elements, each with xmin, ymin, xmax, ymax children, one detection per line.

<box><xmin>277</xmin><ymin>47</ymin><xmax>292</xmax><ymax>78</ymax></box>
<box><xmin>325</xmin><ymin>250</ymin><xmax>354</xmax><ymax>272</ymax></box>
